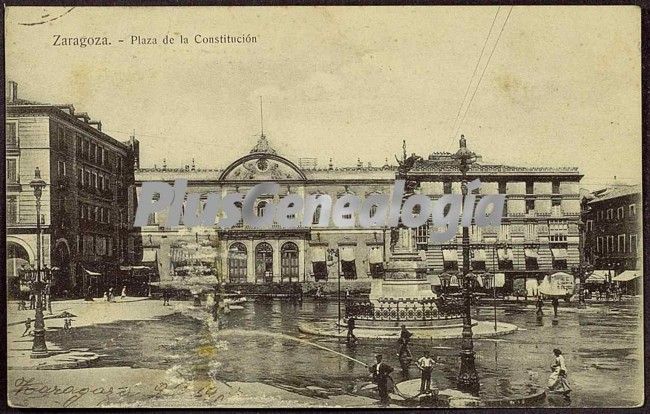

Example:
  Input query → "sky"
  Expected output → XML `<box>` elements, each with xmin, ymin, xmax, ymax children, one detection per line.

<box><xmin>5</xmin><ymin>6</ymin><xmax>642</xmax><ymax>190</ymax></box>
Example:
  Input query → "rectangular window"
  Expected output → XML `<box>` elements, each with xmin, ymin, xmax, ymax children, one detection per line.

<box><xmin>586</xmin><ymin>220</ymin><xmax>593</xmax><ymax>232</ymax></box>
<box><xmin>596</xmin><ymin>237</ymin><xmax>602</xmax><ymax>253</ymax></box>
<box><xmin>76</xmin><ymin>135</ymin><xmax>82</xmax><ymax>155</ymax></box>
<box><xmin>80</xmin><ymin>204</ymin><xmax>85</xmax><ymax>219</ymax></box>
<box><xmin>552</xmin><ymin>181</ymin><xmax>560</xmax><ymax>194</ymax></box>
<box><xmin>618</xmin><ymin>234</ymin><xmax>626</xmax><ymax>253</ymax></box>
<box><xmin>91</xmin><ymin>172</ymin><xmax>97</xmax><ymax>189</ymax></box>
<box><xmin>629</xmin><ymin>204</ymin><xmax>636</xmax><ymax>217</ymax></box>
<box><xmin>6</xmin><ymin>158</ymin><xmax>18</xmax><ymax>183</ymax></box>
<box><xmin>97</xmin><ymin>146</ymin><xmax>103</xmax><ymax>165</ymax></box>
<box><xmin>7</xmin><ymin>196</ymin><xmax>18</xmax><ymax>223</ymax></box>
<box><xmin>341</xmin><ymin>260</ymin><xmax>357</xmax><ymax>280</ymax></box>
<box><xmin>98</xmin><ymin>175</ymin><xmax>104</xmax><ymax>191</ymax></box>
<box><xmin>525</xmin><ymin>199</ymin><xmax>535</xmax><ymax>214</ymax></box>
<box><xmin>443</xmin><ymin>182</ymin><xmax>452</xmax><ymax>194</ymax></box>
<box><xmin>57</xmin><ymin>161</ymin><xmax>66</xmax><ymax>177</ymax></box>
<box><xmin>6</xmin><ymin>122</ymin><xmax>18</xmax><ymax>146</ymax></box>
<box><xmin>630</xmin><ymin>234</ymin><xmax>637</xmax><ymax>253</ymax></box>
<box><xmin>552</xmin><ymin>197</ymin><xmax>561</xmax><ymax>207</ymax></box>
<box><xmin>90</xmin><ymin>143</ymin><xmax>96</xmax><ymax>163</ymax></box>
<box><xmin>617</xmin><ymin>207</ymin><xmax>624</xmax><ymax>220</ymax></box>
<box><xmin>606</xmin><ymin>209</ymin><xmax>613</xmax><ymax>220</ymax></box>
<box><xmin>498</xmin><ymin>181</ymin><xmax>507</xmax><ymax>194</ymax></box>
<box><xmin>608</xmin><ymin>236</ymin><xmax>615</xmax><ymax>252</ymax></box>
<box><xmin>57</xmin><ymin>126</ymin><xmax>65</xmax><ymax>149</ymax></box>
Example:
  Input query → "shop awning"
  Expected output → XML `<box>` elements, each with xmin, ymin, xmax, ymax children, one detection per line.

<box><xmin>613</xmin><ymin>271</ymin><xmax>641</xmax><ymax>282</ymax></box>
<box><xmin>120</xmin><ymin>265</ymin><xmax>151</xmax><ymax>271</ymax></box>
<box><xmin>498</xmin><ymin>249</ymin><xmax>514</xmax><ymax>261</ymax></box>
<box><xmin>368</xmin><ymin>247</ymin><xmax>383</xmax><ymax>264</ymax></box>
<box><xmin>311</xmin><ymin>246</ymin><xmax>326</xmax><ymax>262</ymax></box>
<box><xmin>340</xmin><ymin>247</ymin><xmax>355</xmax><ymax>262</ymax></box>
<box><xmin>442</xmin><ymin>249</ymin><xmax>458</xmax><ymax>262</ymax></box>
<box><xmin>84</xmin><ymin>268</ymin><xmax>102</xmax><ymax>276</ymax></box>
<box><xmin>142</xmin><ymin>249</ymin><xmax>158</xmax><ymax>263</ymax></box>
<box><xmin>524</xmin><ymin>249</ymin><xmax>538</xmax><ymax>258</ymax></box>
<box><xmin>551</xmin><ymin>249</ymin><xmax>567</xmax><ymax>259</ymax></box>
<box><xmin>471</xmin><ymin>249</ymin><xmax>487</xmax><ymax>262</ymax></box>
<box><xmin>431</xmin><ymin>275</ymin><xmax>441</xmax><ymax>286</ymax></box>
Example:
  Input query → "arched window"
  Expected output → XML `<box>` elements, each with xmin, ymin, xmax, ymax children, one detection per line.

<box><xmin>257</xmin><ymin>201</ymin><xmax>267</xmax><ymax>217</ymax></box>
<box><xmin>228</xmin><ymin>243</ymin><xmax>247</xmax><ymax>283</ymax></box>
<box><xmin>255</xmin><ymin>242</ymin><xmax>273</xmax><ymax>283</ymax></box>
<box><xmin>281</xmin><ymin>242</ymin><xmax>299</xmax><ymax>283</ymax></box>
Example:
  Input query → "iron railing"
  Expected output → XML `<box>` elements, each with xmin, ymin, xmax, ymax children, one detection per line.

<box><xmin>345</xmin><ymin>296</ymin><xmax>465</xmax><ymax>321</ymax></box>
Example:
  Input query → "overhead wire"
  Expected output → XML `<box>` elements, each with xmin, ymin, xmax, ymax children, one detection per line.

<box><xmin>449</xmin><ymin>6</ymin><xmax>501</xmax><ymax>144</ymax></box>
<box><xmin>454</xmin><ymin>6</ymin><xmax>514</xmax><ymax>139</ymax></box>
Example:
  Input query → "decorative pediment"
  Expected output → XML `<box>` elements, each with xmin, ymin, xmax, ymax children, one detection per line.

<box><xmin>219</xmin><ymin>153</ymin><xmax>307</xmax><ymax>182</ymax></box>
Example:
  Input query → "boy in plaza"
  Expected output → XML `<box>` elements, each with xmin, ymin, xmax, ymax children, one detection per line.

<box><xmin>416</xmin><ymin>350</ymin><xmax>437</xmax><ymax>393</ymax></box>
<box><xmin>22</xmin><ymin>317</ymin><xmax>32</xmax><ymax>337</ymax></box>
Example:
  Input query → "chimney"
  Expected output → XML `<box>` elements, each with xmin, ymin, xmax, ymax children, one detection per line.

<box><xmin>88</xmin><ymin>120</ymin><xmax>102</xmax><ymax>131</ymax></box>
<box><xmin>328</xmin><ymin>158</ymin><xmax>333</xmax><ymax>170</ymax></box>
<box><xmin>6</xmin><ymin>81</ymin><xmax>18</xmax><ymax>103</ymax></box>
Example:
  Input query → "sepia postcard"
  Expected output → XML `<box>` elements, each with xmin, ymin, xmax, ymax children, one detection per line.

<box><xmin>4</xmin><ymin>5</ymin><xmax>644</xmax><ymax>409</ymax></box>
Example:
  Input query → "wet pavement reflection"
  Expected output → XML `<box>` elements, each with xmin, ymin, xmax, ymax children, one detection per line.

<box><xmin>49</xmin><ymin>297</ymin><xmax>642</xmax><ymax>407</ymax></box>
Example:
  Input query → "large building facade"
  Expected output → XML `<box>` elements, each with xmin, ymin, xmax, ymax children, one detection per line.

<box><xmin>6</xmin><ymin>82</ymin><xmax>139</xmax><ymax>297</ymax></box>
<box><xmin>134</xmin><ymin>134</ymin><xmax>583</xmax><ymax>294</ymax></box>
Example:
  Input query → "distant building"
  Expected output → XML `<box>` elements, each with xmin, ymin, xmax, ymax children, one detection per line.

<box><xmin>581</xmin><ymin>184</ymin><xmax>642</xmax><ymax>289</ymax></box>
<box><xmin>5</xmin><ymin>81</ymin><xmax>139</xmax><ymax>297</ymax></box>
<box><xmin>134</xmin><ymin>133</ymin><xmax>583</xmax><ymax>295</ymax></box>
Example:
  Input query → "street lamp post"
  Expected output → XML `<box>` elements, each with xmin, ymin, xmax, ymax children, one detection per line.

<box><xmin>30</xmin><ymin>167</ymin><xmax>48</xmax><ymax>358</ymax></box>
<box><xmin>452</xmin><ymin>135</ymin><xmax>479</xmax><ymax>394</ymax></box>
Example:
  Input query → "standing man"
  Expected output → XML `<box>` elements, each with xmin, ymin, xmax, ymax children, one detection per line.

<box><xmin>346</xmin><ymin>315</ymin><xmax>357</xmax><ymax>343</ymax></box>
<box><xmin>121</xmin><ymin>285</ymin><xmax>127</xmax><ymax>300</ymax></box>
<box><xmin>416</xmin><ymin>351</ymin><xmax>436</xmax><ymax>393</ymax></box>
<box><xmin>370</xmin><ymin>354</ymin><xmax>393</xmax><ymax>405</ymax></box>
<box><xmin>29</xmin><ymin>292</ymin><xmax>36</xmax><ymax>310</ymax></box>
<box><xmin>345</xmin><ymin>287</ymin><xmax>351</xmax><ymax>301</ymax></box>
<box><xmin>552</xmin><ymin>297</ymin><xmax>559</xmax><ymax>318</ymax></box>
<box><xmin>536</xmin><ymin>296</ymin><xmax>544</xmax><ymax>316</ymax></box>
<box><xmin>398</xmin><ymin>325</ymin><xmax>413</xmax><ymax>359</ymax></box>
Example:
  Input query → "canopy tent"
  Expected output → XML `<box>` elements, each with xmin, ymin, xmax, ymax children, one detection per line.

<box><xmin>613</xmin><ymin>271</ymin><xmax>641</xmax><ymax>282</ymax></box>
<box><xmin>585</xmin><ymin>270</ymin><xmax>609</xmax><ymax>284</ymax></box>
<box><xmin>368</xmin><ymin>247</ymin><xmax>383</xmax><ymax>264</ymax></box>
<box><xmin>538</xmin><ymin>272</ymin><xmax>574</xmax><ymax>297</ymax></box>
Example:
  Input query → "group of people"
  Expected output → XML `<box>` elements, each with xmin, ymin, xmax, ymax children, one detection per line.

<box><xmin>370</xmin><ymin>325</ymin><xmax>436</xmax><ymax>404</ymax></box>
<box><xmin>584</xmin><ymin>285</ymin><xmax>624</xmax><ymax>302</ymax></box>
<box><xmin>102</xmin><ymin>286</ymin><xmax>128</xmax><ymax>302</ymax></box>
